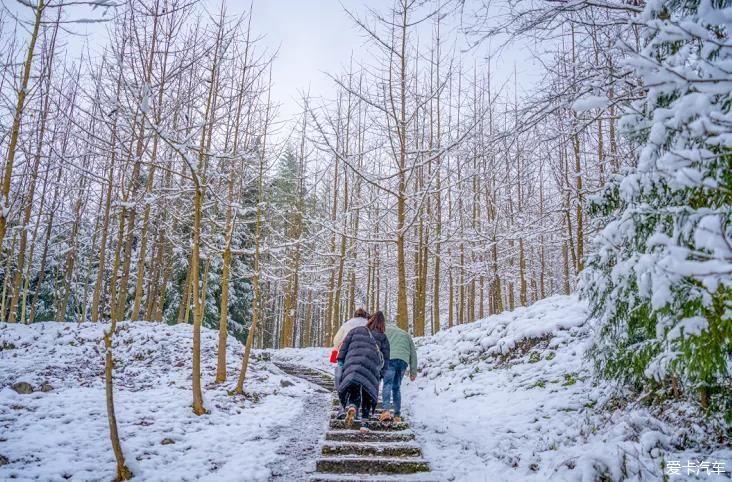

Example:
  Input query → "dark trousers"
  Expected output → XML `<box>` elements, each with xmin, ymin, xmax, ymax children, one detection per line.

<box><xmin>383</xmin><ymin>359</ymin><xmax>408</xmax><ymax>416</ymax></box>
<box><xmin>339</xmin><ymin>382</ymin><xmax>375</xmax><ymax>418</ymax></box>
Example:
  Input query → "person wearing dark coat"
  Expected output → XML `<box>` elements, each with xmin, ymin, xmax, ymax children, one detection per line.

<box><xmin>337</xmin><ymin>311</ymin><xmax>390</xmax><ymax>428</ymax></box>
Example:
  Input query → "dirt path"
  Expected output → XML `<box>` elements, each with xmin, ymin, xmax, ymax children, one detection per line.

<box><xmin>268</xmin><ymin>363</ymin><xmax>333</xmax><ymax>481</ymax></box>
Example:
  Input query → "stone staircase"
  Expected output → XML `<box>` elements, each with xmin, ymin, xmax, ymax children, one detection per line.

<box><xmin>274</xmin><ymin>363</ymin><xmax>434</xmax><ymax>482</ymax></box>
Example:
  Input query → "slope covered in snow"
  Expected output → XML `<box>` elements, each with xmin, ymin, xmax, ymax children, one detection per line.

<box><xmin>271</xmin><ymin>296</ymin><xmax>730</xmax><ymax>481</ymax></box>
<box><xmin>2</xmin><ymin>297</ymin><xmax>728</xmax><ymax>481</ymax></box>
<box><xmin>0</xmin><ymin>321</ymin><xmax>323</xmax><ymax>481</ymax></box>
<box><xmin>402</xmin><ymin>295</ymin><xmax>731</xmax><ymax>481</ymax></box>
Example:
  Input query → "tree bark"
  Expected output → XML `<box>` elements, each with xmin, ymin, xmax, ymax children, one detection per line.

<box><xmin>0</xmin><ymin>0</ymin><xmax>46</xmax><ymax>255</ymax></box>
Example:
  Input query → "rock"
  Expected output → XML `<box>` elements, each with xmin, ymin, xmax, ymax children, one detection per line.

<box><xmin>279</xmin><ymin>379</ymin><xmax>294</xmax><ymax>388</ymax></box>
<box><xmin>40</xmin><ymin>383</ymin><xmax>54</xmax><ymax>392</ymax></box>
<box><xmin>0</xmin><ymin>454</ymin><xmax>8</xmax><ymax>466</ymax></box>
<box><xmin>11</xmin><ymin>382</ymin><xmax>33</xmax><ymax>394</ymax></box>
<box><xmin>255</xmin><ymin>351</ymin><xmax>272</xmax><ymax>362</ymax></box>
<box><xmin>161</xmin><ymin>438</ymin><xmax>175</xmax><ymax>445</ymax></box>
<box><xmin>0</xmin><ymin>341</ymin><xmax>16</xmax><ymax>351</ymax></box>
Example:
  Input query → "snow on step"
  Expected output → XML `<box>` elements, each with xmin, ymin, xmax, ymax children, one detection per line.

<box><xmin>322</xmin><ymin>441</ymin><xmax>422</xmax><ymax>457</ymax></box>
<box><xmin>274</xmin><ymin>363</ymin><xmax>335</xmax><ymax>391</ymax></box>
<box><xmin>325</xmin><ymin>430</ymin><xmax>416</xmax><ymax>443</ymax></box>
<box><xmin>331</xmin><ymin>398</ymin><xmax>384</xmax><ymax>409</ymax></box>
<box><xmin>310</xmin><ymin>474</ymin><xmax>440</xmax><ymax>482</ymax></box>
<box><xmin>274</xmin><ymin>362</ymin><xmax>432</xmax><ymax>481</ymax></box>
<box><xmin>330</xmin><ymin>408</ymin><xmax>386</xmax><ymax>418</ymax></box>
<box><xmin>329</xmin><ymin>419</ymin><xmax>409</xmax><ymax>431</ymax></box>
<box><xmin>315</xmin><ymin>457</ymin><xmax>430</xmax><ymax>475</ymax></box>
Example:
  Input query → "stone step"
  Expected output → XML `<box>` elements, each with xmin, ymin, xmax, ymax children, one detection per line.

<box><xmin>295</xmin><ymin>372</ymin><xmax>332</xmax><ymax>379</ymax></box>
<box><xmin>307</xmin><ymin>381</ymin><xmax>335</xmax><ymax>388</ymax></box>
<box><xmin>331</xmin><ymin>409</ymin><xmax>387</xmax><ymax>419</ymax></box>
<box><xmin>322</xmin><ymin>442</ymin><xmax>422</xmax><ymax>458</ymax></box>
<box><xmin>282</xmin><ymin>371</ymin><xmax>335</xmax><ymax>391</ymax></box>
<box><xmin>325</xmin><ymin>430</ymin><xmax>415</xmax><ymax>443</ymax></box>
<box><xmin>331</xmin><ymin>398</ymin><xmax>384</xmax><ymax>410</ymax></box>
<box><xmin>291</xmin><ymin>372</ymin><xmax>332</xmax><ymax>380</ymax></box>
<box><xmin>310</xmin><ymin>475</ymin><xmax>440</xmax><ymax>482</ymax></box>
<box><xmin>276</xmin><ymin>362</ymin><xmax>431</xmax><ymax>480</ymax></box>
<box><xmin>315</xmin><ymin>457</ymin><xmax>430</xmax><ymax>475</ymax></box>
<box><xmin>274</xmin><ymin>363</ymin><xmax>335</xmax><ymax>390</ymax></box>
<box><xmin>292</xmin><ymin>371</ymin><xmax>329</xmax><ymax>377</ymax></box>
<box><xmin>329</xmin><ymin>420</ymin><xmax>409</xmax><ymax>431</ymax></box>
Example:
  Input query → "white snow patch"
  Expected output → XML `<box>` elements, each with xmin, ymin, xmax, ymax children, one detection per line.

<box><xmin>0</xmin><ymin>321</ymin><xmax>320</xmax><ymax>481</ymax></box>
<box><xmin>401</xmin><ymin>296</ymin><xmax>731</xmax><ymax>481</ymax></box>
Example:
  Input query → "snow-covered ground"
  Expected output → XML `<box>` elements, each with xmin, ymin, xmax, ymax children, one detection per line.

<box><xmin>273</xmin><ymin>296</ymin><xmax>731</xmax><ymax>482</ymax></box>
<box><xmin>404</xmin><ymin>295</ymin><xmax>731</xmax><ymax>482</ymax></box>
<box><xmin>2</xmin><ymin>296</ymin><xmax>729</xmax><ymax>481</ymax></box>
<box><xmin>0</xmin><ymin>321</ymin><xmax>323</xmax><ymax>481</ymax></box>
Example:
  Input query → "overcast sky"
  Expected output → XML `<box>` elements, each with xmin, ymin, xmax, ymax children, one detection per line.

<box><xmin>254</xmin><ymin>0</ymin><xmax>377</xmax><ymax>122</ymax></box>
<box><xmin>250</xmin><ymin>0</ymin><xmax>541</xmax><ymax>122</ymax></box>
<box><xmin>5</xmin><ymin>0</ymin><xmax>541</xmax><ymax>127</ymax></box>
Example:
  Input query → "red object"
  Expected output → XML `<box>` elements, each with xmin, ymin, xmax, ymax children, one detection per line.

<box><xmin>329</xmin><ymin>349</ymin><xmax>338</xmax><ymax>364</ymax></box>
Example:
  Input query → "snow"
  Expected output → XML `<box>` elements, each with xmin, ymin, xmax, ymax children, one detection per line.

<box><xmin>572</xmin><ymin>95</ymin><xmax>609</xmax><ymax>112</ymax></box>
<box><xmin>0</xmin><ymin>321</ymin><xmax>323</xmax><ymax>481</ymax></box>
<box><xmin>584</xmin><ymin>0</ymin><xmax>732</xmax><ymax>391</ymax></box>
<box><xmin>273</xmin><ymin>346</ymin><xmax>334</xmax><ymax>374</ymax></box>
<box><xmin>399</xmin><ymin>296</ymin><xmax>731</xmax><ymax>482</ymax></box>
<box><xmin>2</xmin><ymin>297</ymin><xmax>729</xmax><ymax>481</ymax></box>
<box><xmin>274</xmin><ymin>296</ymin><xmax>730</xmax><ymax>481</ymax></box>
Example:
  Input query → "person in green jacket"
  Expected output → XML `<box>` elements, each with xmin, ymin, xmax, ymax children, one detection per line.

<box><xmin>380</xmin><ymin>323</ymin><xmax>418</xmax><ymax>422</ymax></box>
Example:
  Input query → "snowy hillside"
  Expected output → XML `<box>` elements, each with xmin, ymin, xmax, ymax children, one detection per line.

<box><xmin>1</xmin><ymin>297</ymin><xmax>729</xmax><ymax>481</ymax></box>
<box><xmin>274</xmin><ymin>296</ymin><xmax>731</xmax><ymax>482</ymax></box>
<box><xmin>403</xmin><ymin>296</ymin><xmax>731</xmax><ymax>481</ymax></box>
<box><xmin>0</xmin><ymin>321</ymin><xmax>321</xmax><ymax>481</ymax></box>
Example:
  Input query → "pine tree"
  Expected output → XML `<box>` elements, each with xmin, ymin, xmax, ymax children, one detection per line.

<box><xmin>582</xmin><ymin>0</ymin><xmax>732</xmax><ymax>416</ymax></box>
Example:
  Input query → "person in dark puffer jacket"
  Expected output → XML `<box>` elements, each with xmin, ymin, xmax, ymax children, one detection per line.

<box><xmin>337</xmin><ymin>311</ymin><xmax>390</xmax><ymax>429</ymax></box>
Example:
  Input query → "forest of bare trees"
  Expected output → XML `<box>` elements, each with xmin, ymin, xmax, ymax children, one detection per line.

<box><xmin>256</xmin><ymin>0</ymin><xmax>638</xmax><ymax>348</ymax></box>
<box><xmin>2</xmin><ymin>0</ymin><xmax>730</xmax><ymax>478</ymax></box>
<box><xmin>0</xmin><ymin>0</ymin><xmax>635</xmax><ymax>349</ymax></box>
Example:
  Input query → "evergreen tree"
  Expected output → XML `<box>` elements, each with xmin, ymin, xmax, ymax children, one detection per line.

<box><xmin>582</xmin><ymin>0</ymin><xmax>732</xmax><ymax>417</ymax></box>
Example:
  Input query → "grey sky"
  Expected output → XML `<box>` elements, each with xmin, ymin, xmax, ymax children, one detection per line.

<box><xmin>4</xmin><ymin>0</ymin><xmax>541</xmax><ymax>124</ymax></box>
<box><xmin>254</xmin><ymin>0</ymin><xmax>375</xmax><ymax>121</ymax></box>
<box><xmin>250</xmin><ymin>0</ymin><xmax>540</xmax><ymax>122</ymax></box>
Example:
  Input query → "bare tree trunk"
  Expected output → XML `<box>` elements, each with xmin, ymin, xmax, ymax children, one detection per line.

<box><xmin>1</xmin><ymin>233</ymin><xmax>17</xmax><ymax>320</ymax></box>
<box><xmin>395</xmin><ymin>2</ymin><xmax>410</xmax><ymax>332</ymax></box>
<box><xmin>235</xmin><ymin>67</ymin><xmax>272</xmax><ymax>392</ymax></box>
<box><xmin>55</xmin><ymin>186</ymin><xmax>86</xmax><ymax>320</ymax></box>
<box><xmin>190</xmin><ymin>178</ymin><xmax>206</xmax><ymax>415</ymax></box>
<box><xmin>608</xmin><ymin>87</ymin><xmax>619</xmax><ymax>173</ymax></box>
<box><xmin>7</xmin><ymin>19</ymin><xmax>58</xmax><ymax>322</ymax></box>
<box><xmin>215</xmin><ymin>26</ymin><xmax>252</xmax><ymax>377</ymax></box>
<box><xmin>0</xmin><ymin>0</ymin><xmax>46</xmax><ymax>254</ymax></box>
<box><xmin>571</xmin><ymin>25</ymin><xmax>585</xmax><ymax>273</ymax></box>
<box><xmin>519</xmin><ymin>239</ymin><xmax>527</xmax><ymax>306</ymax></box>
<box><xmin>562</xmin><ymin>240</ymin><xmax>571</xmax><ymax>295</ymax></box>
<box><xmin>303</xmin><ymin>290</ymin><xmax>313</xmax><ymax>348</ymax></box>
<box><xmin>448</xmin><ymin>262</ymin><xmax>454</xmax><ymax>328</ymax></box>
<box><xmin>105</xmin><ymin>300</ymin><xmax>133</xmax><ymax>480</ymax></box>
<box><xmin>91</xmin><ymin>126</ymin><xmax>118</xmax><ymax>321</ymax></box>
